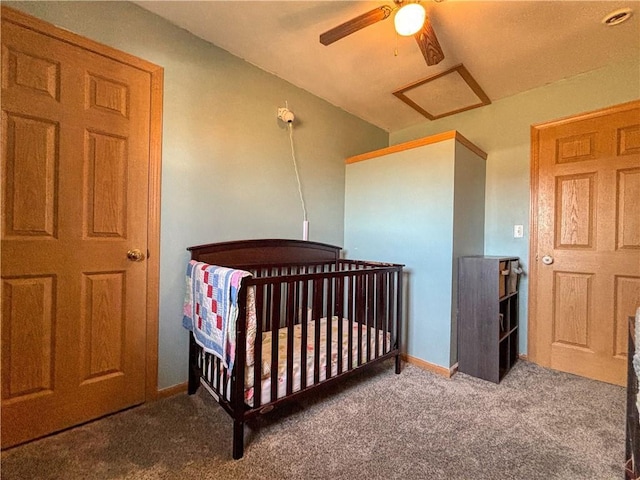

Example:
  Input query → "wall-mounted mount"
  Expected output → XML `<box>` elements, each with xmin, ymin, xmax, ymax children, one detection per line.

<box><xmin>278</xmin><ymin>107</ymin><xmax>295</xmax><ymax>124</ymax></box>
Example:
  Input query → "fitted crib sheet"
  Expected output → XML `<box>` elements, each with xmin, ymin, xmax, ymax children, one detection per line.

<box><xmin>244</xmin><ymin>317</ymin><xmax>390</xmax><ymax>407</ymax></box>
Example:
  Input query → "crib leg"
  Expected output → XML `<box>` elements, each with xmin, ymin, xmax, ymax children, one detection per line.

<box><xmin>232</xmin><ymin>420</ymin><xmax>245</xmax><ymax>459</ymax></box>
<box><xmin>395</xmin><ymin>353</ymin><xmax>401</xmax><ymax>374</ymax></box>
<box><xmin>187</xmin><ymin>333</ymin><xmax>200</xmax><ymax>395</ymax></box>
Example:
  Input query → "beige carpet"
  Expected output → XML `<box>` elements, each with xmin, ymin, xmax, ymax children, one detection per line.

<box><xmin>1</xmin><ymin>360</ymin><xmax>625</xmax><ymax>479</ymax></box>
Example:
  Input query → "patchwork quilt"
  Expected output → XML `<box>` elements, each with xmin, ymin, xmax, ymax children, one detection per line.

<box><xmin>183</xmin><ymin>260</ymin><xmax>250</xmax><ymax>373</ymax></box>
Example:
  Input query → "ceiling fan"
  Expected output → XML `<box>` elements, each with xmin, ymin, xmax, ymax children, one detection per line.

<box><xmin>319</xmin><ymin>1</ymin><xmax>444</xmax><ymax>66</ymax></box>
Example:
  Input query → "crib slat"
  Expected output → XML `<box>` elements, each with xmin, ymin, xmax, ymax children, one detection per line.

<box><xmin>335</xmin><ymin>276</ymin><xmax>344</xmax><ymax>374</ymax></box>
<box><xmin>254</xmin><ymin>285</ymin><xmax>264</xmax><ymax>408</ymax></box>
<box><xmin>208</xmin><ymin>355</ymin><xmax>214</xmax><ymax>389</ymax></box>
<box><xmin>203</xmin><ymin>353</ymin><xmax>209</xmax><ymax>385</ymax></box>
<box><xmin>373</xmin><ymin>272</ymin><xmax>379</xmax><ymax>359</ymax></box>
<box><xmin>376</xmin><ymin>272</ymin><xmax>382</xmax><ymax>356</ymax></box>
<box><xmin>211</xmin><ymin>356</ymin><xmax>216</xmax><ymax>390</ymax></box>
<box><xmin>383</xmin><ymin>272</ymin><xmax>390</xmax><ymax>354</ymax></box>
<box><xmin>221</xmin><ymin>362</ymin><xmax>225</xmax><ymax>395</ymax></box>
<box><xmin>271</xmin><ymin>284</ymin><xmax>280</xmax><ymax>402</ymax></box>
<box><xmin>388</xmin><ymin>272</ymin><xmax>394</xmax><ymax>353</ymax></box>
<box><xmin>264</xmin><ymin>283</ymin><xmax>272</xmax><ymax>332</ymax></box>
<box><xmin>286</xmin><ymin>280</ymin><xmax>295</xmax><ymax>396</ymax></box>
<box><xmin>325</xmin><ymin>277</ymin><xmax>333</xmax><ymax>380</ymax></box>
<box><xmin>347</xmin><ymin>274</ymin><xmax>354</xmax><ymax>371</ymax></box>
<box><xmin>218</xmin><ymin>357</ymin><xmax>226</xmax><ymax>399</ymax></box>
<box><xmin>300</xmin><ymin>279</ymin><xmax>309</xmax><ymax>390</ymax></box>
<box><xmin>212</xmin><ymin>358</ymin><xmax>215</xmax><ymax>388</ymax></box>
<box><xmin>366</xmin><ymin>272</ymin><xmax>374</xmax><ymax>362</ymax></box>
<box><xmin>356</xmin><ymin>274</ymin><xmax>364</xmax><ymax>366</ymax></box>
<box><xmin>313</xmin><ymin>277</ymin><xmax>322</xmax><ymax>385</ymax></box>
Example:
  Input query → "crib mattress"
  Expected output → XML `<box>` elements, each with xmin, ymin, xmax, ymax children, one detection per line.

<box><xmin>245</xmin><ymin>317</ymin><xmax>390</xmax><ymax>407</ymax></box>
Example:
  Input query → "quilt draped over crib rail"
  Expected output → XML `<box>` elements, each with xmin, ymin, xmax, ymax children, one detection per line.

<box><xmin>182</xmin><ymin>260</ymin><xmax>250</xmax><ymax>373</ymax></box>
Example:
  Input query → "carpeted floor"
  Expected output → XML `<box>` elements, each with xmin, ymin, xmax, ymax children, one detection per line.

<box><xmin>1</xmin><ymin>360</ymin><xmax>625</xmax><ymax>480</ymax></box>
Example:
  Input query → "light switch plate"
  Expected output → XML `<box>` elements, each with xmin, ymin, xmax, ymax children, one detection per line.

<box><xmin>514</xmin><ymin>225</ymin><xmax>524</xmax><ymax>238</ymax></box>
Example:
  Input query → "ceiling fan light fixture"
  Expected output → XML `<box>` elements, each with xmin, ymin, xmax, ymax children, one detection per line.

<box><xmin>394</xmin><ymin>3</ymin><xmax>426</xmax><ymax>36</ymax></box>
<box><xmin>602</xmin><ymin>7</ymin><xmax>633</xmax><ymax>26</ymax></box>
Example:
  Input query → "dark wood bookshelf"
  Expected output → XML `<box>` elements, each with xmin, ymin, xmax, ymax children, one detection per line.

<box><xmin>626</xmin><ymin>316</ymin><xmax>640</xmax><ymax>480</ymax></box>
<box><xmin>458</xmin><ymin>256</ymin><xmax>521</xmax><ymax>383</ymax></box>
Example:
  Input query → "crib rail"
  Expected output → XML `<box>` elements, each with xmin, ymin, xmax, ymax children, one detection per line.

<box><xmin>187</xmin><ymin>245</ymin><xmax>403</xmax><ymax>459</ymax></box>
<box><xmin>246</xmin><ymin>260</ymin><xmax>402</xmax><ymax>408</ymax></box>
<box><xmin>192</xmin><ymin>261</ymin><xmax>402</xmax><ymax>408</ymax></box>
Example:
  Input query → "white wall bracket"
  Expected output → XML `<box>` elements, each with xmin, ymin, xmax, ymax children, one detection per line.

<box><xmin>278</xmin><ymin>107</ymin><xmax>295</xmax><ymax>123</ymax></box>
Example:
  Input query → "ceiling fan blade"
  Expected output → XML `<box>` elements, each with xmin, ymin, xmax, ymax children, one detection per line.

<box><xmin>414</xmin><ymin>16</ymin><xmax>444</xmax><ymax>66</ymax></box>
<box><xmin>320</xmin><ymin>6</ymin><xmax>393</xmax><ymax>46</ymax></box>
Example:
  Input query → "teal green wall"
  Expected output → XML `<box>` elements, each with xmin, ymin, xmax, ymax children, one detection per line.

<box><xmin>390</xmin><ymin>60</ymin><xmax>640</xmax><ymax>359</ymax></box>
<box><xmin>451</xmin><ymin>143</ymin><xmax>486</xmax><ymax>364</ymax></box>
<box><xmin>345</xmin><ymin>140</ymin><xmax>457</xmax><ymax>367</ymax></box>
<box><xmin>6</xmin><ymin>1</ymin><xmax>388</xmax><ymax>389</ymax></box>
<box><xmin>344</xmin><ymin>139</ymin><xmax>485</xmax><ymax>368</ymax></box>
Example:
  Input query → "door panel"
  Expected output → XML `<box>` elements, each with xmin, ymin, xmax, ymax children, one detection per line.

<box><xmin>618</xmin><ymin>168</ymin><xmax>640</xmax><ymax>249</ymax></box>
<box><xmin>80</xmin><ymin>272</ymin><xmax>126</xmax><ymax>382</ymax></box>
<box><xmin>555</xmin><ymin>173</ymin><xmax>595</xmax><ymax>248</ymax></box>
<box><xmin>1</xmin><ymin>276</ymin><xmax>55</xmax><ymax>401</ymax></box>
<box><xmin>552</xmin><ymin>271</ymin><xmax>591</xmax><ymax>348</ymax></box>
<box><xmin>1</xmin><ymin>10</ymin><xmax>156</xmax><ymax>447</ymax></box>
<box><xmin>2</xmin><ymin>113</ymin><xmax>58</xmax><ymax>237</ymax></box>
<box><xmin>530</xmin><ymin>101</ymin><xmax>640</xmax><ymax>386</ymax></box>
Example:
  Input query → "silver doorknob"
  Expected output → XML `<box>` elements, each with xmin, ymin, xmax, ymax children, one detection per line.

<box><xmin>127</xmin><ymin>249</ymin><xmax>145</xmax><ymax>262</ymax></box>
<box><xmin>541</xmin><ymin>255</ymin><xmax>554</xmax><ymax>265</ymax></box>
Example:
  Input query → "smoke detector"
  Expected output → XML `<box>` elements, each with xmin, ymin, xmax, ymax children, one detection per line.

<box><xmin>602</xmin><ymin>8</ymin><xmax>633</xmax><ymax>26</ymax></box>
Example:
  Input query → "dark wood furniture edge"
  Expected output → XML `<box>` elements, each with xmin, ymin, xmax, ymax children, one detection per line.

<box><xmin>627</xmin><ymin>315</ymin><xmax>640</xmax><ymax>479</ymax></box>
<box><xmin>458</xmin><ymin>256</ymin><xmax>520</xmax><ymax>383</ymax></box>
<box><xmin>187</xmin><ymin>238</ymin><xmax>341</xmax><ymax>268</ymax></box>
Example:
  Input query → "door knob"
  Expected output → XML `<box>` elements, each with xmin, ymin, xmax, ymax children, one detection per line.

<box><xmin>127</xmin><ymin>249</ymin><xmax>145</xmax><ymax>262</ymax></box>
<box><xmin>541</xmin><ymin>255</ymin><xmax>554</xmax><ymax>265</ymax></box>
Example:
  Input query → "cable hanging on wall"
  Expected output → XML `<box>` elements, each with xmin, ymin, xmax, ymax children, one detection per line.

<box><xmin>278</xmin><ymin>102</ymin><xmax>308</xmax><ymax>240</ymax></box>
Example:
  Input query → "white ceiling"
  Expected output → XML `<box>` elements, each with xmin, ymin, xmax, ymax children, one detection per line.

<box><xmin>135</xmin><ymin>1</ymin><xmax>640</xmax><ymax>132</ymax></box>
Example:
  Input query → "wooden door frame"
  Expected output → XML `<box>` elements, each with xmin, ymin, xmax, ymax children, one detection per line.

<box><xmin>2</xmin><ymin>6</ymin><xmax>163</xmax><ymax>401</ymax></box>
<box><xmin>528</xmin><ymin>99</ymin><xmax>640</xmax><ymax>365</ymax></box>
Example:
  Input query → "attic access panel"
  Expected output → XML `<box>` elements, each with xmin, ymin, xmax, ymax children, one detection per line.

<box><xmin>393</xmin><ymin>64</ymin><xmax>491</xmax><ymax>121</ymax></box>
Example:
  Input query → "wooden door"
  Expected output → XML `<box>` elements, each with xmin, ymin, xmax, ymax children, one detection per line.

<box><xmin>1</xmin><ymin>8</ymin><xmax>162</xmax><ymax>447</ymax></box>
<box><xmin>529</xmin><ymin>101</ymin><xmax>640</xmax><ymax>386</ymax></box>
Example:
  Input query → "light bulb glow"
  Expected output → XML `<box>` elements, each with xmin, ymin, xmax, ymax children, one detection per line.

<box><xmin>394</xmin><ymin>3</ymin><xmax>426</xmax><ymax>36</ymax></box>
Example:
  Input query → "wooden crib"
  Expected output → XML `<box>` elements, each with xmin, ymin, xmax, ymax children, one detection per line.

<box><xmin>185</xmin><ymin>239</ymin><xmax>403</xmax><ymax>459</ymax></box>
